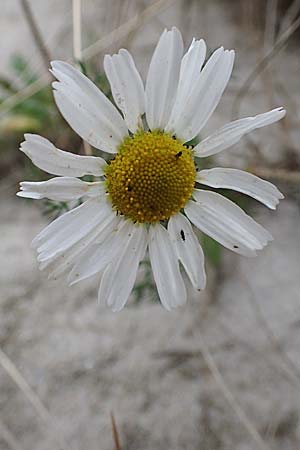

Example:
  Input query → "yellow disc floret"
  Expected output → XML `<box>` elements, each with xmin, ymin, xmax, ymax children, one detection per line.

<box><xmin>105</xmin><ymin>130</ymin><xmax>196</xmax><ymax>223</ymax></box>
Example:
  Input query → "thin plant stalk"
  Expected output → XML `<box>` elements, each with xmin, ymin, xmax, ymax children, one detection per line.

<box><xmin>20</xmin><ymin>0</ymin><xmax>52</xmax><ymax>70</ymax></box>
<box><xmin>72</xmin><ymin>0</ymin><xmax>93</xmax><ymax>156</ymax></box>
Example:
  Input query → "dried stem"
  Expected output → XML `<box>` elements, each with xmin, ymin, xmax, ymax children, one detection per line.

<box><xmin>72</xmin><ymin>0</ymin><xmax>82</xmax><ymax>63</ymax></box>
<box><xmin>19</xmin><ymin>0</ymin><xmax>52</xmax><ymax>70</ymax></box>
<box><xmin>111</xmin><ymin>412</ymin><xmax>122</xmax><ymax>450</ymax></box>
<box><xmin>72</xmin><ymin>0</ymin><xmax>93</xmax><ymax>156</ymax></box>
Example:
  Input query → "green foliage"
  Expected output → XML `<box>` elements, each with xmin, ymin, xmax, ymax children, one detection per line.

<box><xmin>10</xmin><ymin>54</ymin><xmax>38</xmax><ymax>85</ymax></box>
<box><xmin>0</xmin><ymin>76</ymin><xmax>17</xmax><ymax>95</ymax></box>
<box><xmin>0</xmin><ymin>53</ymin><xmax>114</xmax><ymax>179</ymax></box>
<box><xmin>77</xmin><ymin>60</ymin><xmax>113</xmax><ymax>101</ymax></box>
<box><xmin>201</xmin><ymin>234</ymin><xmax>222</xmax><ymax>267</ymax></box>
<box><xmin>0</xmin><ymin>55</ymin><xmax>54</xmax><ymax>147</ymax></box>
<box><xmin>41</xmin><ymin>200</ymin><xmax>70</xmax><ymax>220</ymax></box>
<box><xmin>132</xmin><ymin>259</ymin><xmax>159</xmax><ymax>304</ymax></box>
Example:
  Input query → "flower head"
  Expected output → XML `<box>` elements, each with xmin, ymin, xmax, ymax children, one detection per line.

<box><xmin>18</xmin><ymin>28</ymin><xmax>285</xmax><ymax>311</ymax></box>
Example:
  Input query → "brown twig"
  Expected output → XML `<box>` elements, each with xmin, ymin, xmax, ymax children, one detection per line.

<box><xmin>19</xmin><ymin>0</ymin><xmax>52</xmax><ymax>70</ymax></box>
<box><xmin>110</xmin><ymin>412</ymin><xmax>122</xmax><ymax>450</ymax></box>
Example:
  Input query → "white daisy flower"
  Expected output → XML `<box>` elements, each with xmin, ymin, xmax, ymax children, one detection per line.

<box><xmin>18</xmin><ymin>27</ymin><xmax>285</xmax><ymax>311</ymax></box>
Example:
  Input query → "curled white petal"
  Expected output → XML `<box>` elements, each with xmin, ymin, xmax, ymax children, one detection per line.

<box><xmin>68</xmin><ymin>218</ymin><xmax>130</xmax><ymax>286</ymax></box>
<box><xmin>149</xmin><ymin>224</ymin><xmax>186</xmax><ymax>310</ymax></box>
<box><xmin>168</xmin><ymin>213</ymin><xmax>206</xmax><ymax>290</ymax></box>
<box><xmin>98</xmin><ymin>223</ymin><xmax>148</xmax><ymax>312</ymax></box>
<box><xmin>166</xmin><ymin>47</ymin><xmax>235</xmax><ymax>141</ymax></box>
<box><xmin>165</xmin><ymin>38</ymin><xmax>206</xmax><ymax>135</ymax></box>
<box><xmin>17</xmin><ymin>177</ymin><xmax>105</xmax><ymax>201</ymax></box>
<box><xmin>20</xmin><ymin>134</ymin><xmax>106</xmax><ymax>177</ymax></box>
<box><xmin>194</xmin><ymin>107</ymin><xmax>286</xmax><ymax>157</ymax></box>
<box><xmin>32</xmin><ymin>197</ymin><xmax>112</xmax><ymax>262</ymax></box>
<box><xmin>178</xmin><ymin>38</ymin><xmax>207</xmax><ymax>90</ymax></box>
<box><xmin>185</xmin><ymin>190</ymin><xmax>273</xmax><ymax>257</ymax></box>
<box><xmin>51</xmin><ymin>61</ymin><xmax>128</xmax><ymax>153</ymax></box>
<box><xmin>104</xmin><ymin>49</ymin><xmax>145</xmax><ymax>133</ymax></box>
<box><xmin>197</xmin><ymin>168</ymin><xmax>284</xmax><ymax>209</ymax></box>
<box><xmin>43</xmin><ymin>214</ymin><xmax>120</xmax><ymax>280</ymax></box>
<box><xmin>145</xmin><ymin>27</ymin><xmax>184</xmax><ymax>130</ymax></box>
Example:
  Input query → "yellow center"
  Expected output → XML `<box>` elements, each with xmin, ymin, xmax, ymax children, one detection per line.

<box><xmin>105</xmin><ymin>131</ymin><xmax>196</xmax><ymax>223</ymax></box>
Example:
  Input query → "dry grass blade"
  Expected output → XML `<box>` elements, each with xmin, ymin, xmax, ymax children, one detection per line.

<box><xmin>197</xmin><ymin>333</ymin><xmax>270</xmax><ymax>450</ymax></box>
<box><xmin>0</xmin><ymin>419</ymin><xmax>25</xmax><ymax>450</ymax></box>
<box><xmin>72</xmin><ymin>0</ymin><xmax>82</xmax><ymax>63</ymax></box>
<box><xmin>20</xmin><ymin>0</ymin><xmax>52</xmax><ymax>70</ymax></box>
<box><xmin>72</xmin><ymin>0</ymin><xmax>93</xmax><ymax>156</ymax></box>
<box><xmin>280</xmin><ymin>0</ymin><xmax>300</xmax><ymax>34</ymax></box>
<box><xmin>243</xmin><ymin>277</ymin><xmax>300</xmax><ymax>384</ymax></box>
<box><xmin>111</xmin><ymin>412</ymin><xmax>122</xmax><ymax>450</ymax></box>
<box><xmin>0</xmin><ymin>347</ymin><xmax>70</xmax><ymax>450</ymax></box>
<box><xmin>0</xmin><ymin>0</ymin><xmax>176</xmax><ymax>119</ymax></box>
<box><xmin>81</xmin><ymin>0</ymin><xmax>176</xmax><ymax>60</ymax></box>
<box><xmin>264</xmin><ymin>0</ymin><xmax>278</xmax><ymax>51</ymax></box>
<box><xmin>0</xmin><ymin>74</ymin><xmax>51</xmax><ymax>119</ymax></box>
<box><xmin>232</xmin><ymin>14</ymin><xmax>300</xmax><ymax>118</ymax></box>
<box><xmin>251</xmin><ymin>167</ymin><xmax>300</xmax><ymax>184</ymax></box>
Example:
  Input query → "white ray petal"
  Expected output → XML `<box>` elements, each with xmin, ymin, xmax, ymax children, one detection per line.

<box><xmin>197</xmin><ymin>168</ymin><xmax>284</xmax><ymax>209</ymax></box>
<box><xmin>194</xmin><ymin>108</ymin><xmax>286</xmax><ymax>157</ymax></box>
<box><xmin>104</xmin><ymin>49</ymin><xmax>145</xmax><ymax>133</ymax></box>
<box><xmin>20</xmin><ymin>134</ymin><xmax>106</xmax><ymax>177</ymax></box>
<box><xmin>178</xmin><ymin>38</ymin><xmax>207</xmax><ymax>90</ymax></box>
<box><xmin>145</xmin><ymin>27</ymin><xmax>184</xmax><ymax>130</ymax></box>
<box><xmin>149</xmin><ymin>224</ymin><xmax>186</xmax><ymax>310</ymax></box>
<box><xmin>33</xmin><ymin>197</ymin><xmax>113</xmax><ymax>262</ymax></box>
<box><xmin>42</xmin><ymin>214</ymin><xmax>120</xmax><ymax>279</ymax></box>
<box><xmin>68</xmin><ymin>218</ymin><xmax>131</xmax><ymax>285</ymax></box>
<box><xmin>98</xmin><ymin>223</ymin><xmax>148</xmax><ymax>312</ymax></box>
<box><xmin>17</xmin><ymin>177</ymin><xmax>104</xmax><ymax>201</ymax></box>
<box><xmin>51</xmin><ymin>61</ymin><xmax>128</xmax><ymax>153</ymax></box>
<box><xmin>165</xmin><ymin>38</ymin><xmax>206</xmax><ymax>134</ymax></box>
<box><xmin>168</xmin><ymin>213</ymin><xmax>206</xmax><ymax>290</ymax></box>
<box><xmin>185</xmin><ymin>190</ymin><xmax>273</xmax><ymax>257</ymax></box>
<box><xmin>166</xmin><ymin>47</ymin><xmax>234</xmax><ymax>141</ymax></box>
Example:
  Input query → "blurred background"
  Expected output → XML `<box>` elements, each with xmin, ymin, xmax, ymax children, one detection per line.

<box><xmin>1</xmin><ymin>0</ymin><xmax>300</xmax><ymax>449</ymax></box>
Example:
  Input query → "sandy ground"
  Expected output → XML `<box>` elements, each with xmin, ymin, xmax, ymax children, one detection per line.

<box><xmin>1</xmin><ymin>0</ymin><xmax>300</xmax><ymax>449</ymax></box>
<box><xmin>1</xmin><ymin>190</ymin><xmax>300</xmax><ymax>450</ymax></box>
